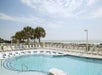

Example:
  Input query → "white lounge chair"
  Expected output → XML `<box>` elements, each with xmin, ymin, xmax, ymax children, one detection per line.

<box><xmin>49</xmin><ymin>68</ymin><xmax>68</xmax><ymax>75</ymax></box>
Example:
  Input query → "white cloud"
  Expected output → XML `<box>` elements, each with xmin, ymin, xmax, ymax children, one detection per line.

<box><xmin>0</xmin><ymin>12</ymin><xmax>43</xmax><ymax>24</ymax></box>
<box><xmin>0</xmin><ymin>13</ymin><xmax>14</xmax><ymax>21</ymax></box>
<box><xmin>92</xmin><ymin>8</ymin><xmax>102</xmax><ymax>18</ymax></box>
<box><xmin>0</xmin><ymin>0</ymin><xmax>101</xmax><ymax>24</ymax></box>
<box><xmin>87</xmin><ymin>0</ymin><xmax>96</xmax><ymax>6</ymax></box>
<box><xmin>21</xmin><ymin>0</ymin><xmax>84</xmax><ymax>18</ymax></box>
<box><xmin>0</xmin><ymin>12</ymin><xmax>65</xmax><ymax>29</ymax></box>
<box><xmin>21</xmin><ymin>0</ymin><xmax>101</xmax><ymax>19</ymax></box>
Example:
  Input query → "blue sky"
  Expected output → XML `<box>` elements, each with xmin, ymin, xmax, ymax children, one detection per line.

<box><xmin>0</xmin><ymin>0</ymin><xmax>102</xmax><ymax>40</ymax></box>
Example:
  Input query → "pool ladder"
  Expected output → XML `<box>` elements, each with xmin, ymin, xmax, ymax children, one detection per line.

<box><xmin>21</xmin><ymin>63</ymin><xmax>28</xmax><ymax>71</ymax></box>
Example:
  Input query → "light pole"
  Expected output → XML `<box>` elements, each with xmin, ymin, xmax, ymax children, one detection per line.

<box><xmin>84</xmin><ymin>29</ymin><xmax>88</xmax><ymax>52</ymax></box>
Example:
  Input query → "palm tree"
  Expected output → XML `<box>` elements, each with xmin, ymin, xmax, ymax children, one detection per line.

<box><xmin>20</xmin><ymin>30</ymin><xmax>26</xmax><ymax>42</ymax></box>
<box><xmin>23</xmin><ymin>26</ymin><xmax>33</xmax><ymax>44</ymax></box>
<box><xmin>30</xmin><ymin>28</ymin><xmax>36</xmax><ymax>43</ymax></box>
<box><xmin>12</xmin><ymin>30</ymin><xmax>25</xmax><ymax>43</ymax></box>
<box><xmin>35</xmin><ymin>27</ymin><xmax>46</xmax><ymax>43</ymax></box>
<box><xmin>11</xmin><ymin>35</ymin><xmax>17</xmax><ymax>43</ymax></box>
<box><xmin>15</xmin><ymin>31</ymin><xmax>23</xmax><ymax>43</ymax></box>
<box><xmin>11</xmin><ymin>26</ymin><xmax>46</xmax><ymax>45</ymax></box>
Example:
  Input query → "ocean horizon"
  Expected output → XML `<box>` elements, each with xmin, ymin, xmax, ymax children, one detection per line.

<box><xmin>42</xmin><ymin>40</ymin><xmax>102</xmax><ymax>44</ymax></box>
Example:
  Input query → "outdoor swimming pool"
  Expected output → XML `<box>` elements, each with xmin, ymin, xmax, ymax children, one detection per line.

<box><xmin>3</xmin><ymin>55</ymin><xmax>102</xmax><ymax>75</ymax></box>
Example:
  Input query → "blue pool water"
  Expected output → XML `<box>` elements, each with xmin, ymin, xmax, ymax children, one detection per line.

<box><xmin>3</xmin><ymin>55</ymin><xmax>102</xmax><ymax>75</ymax></box>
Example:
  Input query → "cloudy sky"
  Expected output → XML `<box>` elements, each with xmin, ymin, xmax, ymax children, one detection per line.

<box><xmin>0</xmin><ymin>0</ymin><xmax>102</xmax><ymax>40</ymax></box>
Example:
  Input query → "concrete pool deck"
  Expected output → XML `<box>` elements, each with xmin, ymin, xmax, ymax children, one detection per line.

<box><xmin>0</xmin><ymin>48</ymin><xmax>102</xmax><ymax>59</ymax></box>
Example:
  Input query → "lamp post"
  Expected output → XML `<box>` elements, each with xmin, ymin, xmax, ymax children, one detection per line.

<box><xmin>84</xmin><ymin>29</ymin><xmax>88</xmax><ymax>51</ymax></box>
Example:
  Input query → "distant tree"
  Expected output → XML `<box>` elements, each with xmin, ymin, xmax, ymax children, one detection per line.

<box><xmin>0</xmin><ymin>37</ymin><xmax>4</xmax><ymax>43</ymax></box>
<box><xmin>0</xmin><ymin>37</ymin><xmax>11</xmax><ymax>43</ymax></box>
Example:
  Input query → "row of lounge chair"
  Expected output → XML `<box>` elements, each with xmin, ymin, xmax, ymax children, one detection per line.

<box><xmin>0</xmin><ymin>42</ymin><xmax>102</xmax><ymax>56</ymax></box>
<box><xmin>0</xmin><ymin>44</ymin><xmax>41</xmax><ymax>52</ymax></box>
<box><xmin>44</xmin><ymin>42</ymin><xmax>102</xmax><ymax>56</ymax></box>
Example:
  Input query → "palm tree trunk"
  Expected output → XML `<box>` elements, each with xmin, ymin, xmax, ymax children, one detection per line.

<box><xmin>34</xmin><ymin>39</ymin><xmax>35</xmax><ymax>44</ymax></box>
<box><xmin>33</xmin><ymin>39</ymin><xmax>36</xmax><ymax>47</ymax></box>
<box><xmin>38</xmin><ymin>38</ymin><xmax>40</xmax><ymax>43</ymax></box>
<box><xmin>27</xmin><ymin>39</ymin><xmax>30</xmax><ymax>47</ymax></box>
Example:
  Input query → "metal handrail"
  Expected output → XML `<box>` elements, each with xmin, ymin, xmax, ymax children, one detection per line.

<box><xmin>21</xmin><ymin>63</ymin><xmax>28</xmax><ymax>71</ymax></box>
